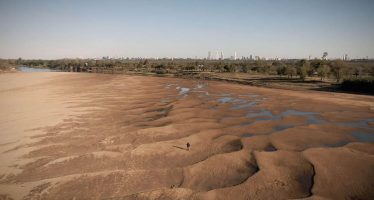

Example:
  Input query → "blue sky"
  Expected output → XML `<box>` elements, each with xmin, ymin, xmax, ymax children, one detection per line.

<box><xmin>0</xmin><ymin>0</ymin><xmax>373</xmax><ymax>59</ymax></box>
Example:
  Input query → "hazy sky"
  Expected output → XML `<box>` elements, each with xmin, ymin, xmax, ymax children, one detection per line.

<box><xmin>0</xmin><ymin>0</ymin><xmax>373</xmax><ymax>59</ymax></box>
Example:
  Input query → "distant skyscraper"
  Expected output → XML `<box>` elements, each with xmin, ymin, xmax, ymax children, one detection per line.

<box><xmin>215</xmin><ymin>51</ymin><xmax>220</xmax><ymax>60</ymax></box>
<box><xmin>234</xmin><ymin>52</ymin><xmax>237</xmax><ymax>60</ymax></box>
<box><xmin>220</xmin><ymin>51</ymin><xmax>224</xmax><ymax>60</ymax></box>
<box><xmin>208</xmin><ymin>51</ymin><xmax>211</xmax><ymax>60</ymax></box>
<box><xmin>249</xmin><ymin>54</ymin><xmax>253</xmax><ymax>60</ymax></box>
<box><xmin>344</xmin><ymin>54</ymin><xmax>349</xmax><ymax>61</ymax></box>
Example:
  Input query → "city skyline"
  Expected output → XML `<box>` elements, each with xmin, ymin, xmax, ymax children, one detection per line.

<box><xmin>1</xmin><ymin>0</ymin><xmax>374</xmax><ymax>59</ymax></box>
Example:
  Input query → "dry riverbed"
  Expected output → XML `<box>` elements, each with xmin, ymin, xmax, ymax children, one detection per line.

<box><xmin>0</xmin><ymin>72</ymin><xmax>373</xmax><ymax>200</ymax></box>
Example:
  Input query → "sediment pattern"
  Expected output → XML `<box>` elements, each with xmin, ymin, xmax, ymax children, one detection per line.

<box><xmin>0</xmin><ymin>73</ymin><xmax>373</xmax><ymax>199</ymax></box>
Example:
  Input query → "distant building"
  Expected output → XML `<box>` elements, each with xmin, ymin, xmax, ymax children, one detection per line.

<box><xmin>220</xmin><ymin>51</ymin><xmax>224</xmax><ymax>60</ymax></box>
<box><xmin>343</xmin><ymin>54</ymin><xmax>349</xmax><ymax>61</ymax></box>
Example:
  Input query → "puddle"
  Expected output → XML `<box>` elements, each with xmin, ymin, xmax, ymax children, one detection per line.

<box><xmin>218</xmin><ymin>97</ymin><xmax>234</xmax><ymax>103</ymax></box>
<box><xmin>217</xmin><ymin>96</ymin><xmax>257</xmax><ymax>110</ymax></box>
<box><xmin>231</xmin><ymin>101</ymin><xmax>257</xmax><ymax>110</ymax></box>
<box><xmin>158</xmin><ymin>107</ymin><xmax>171</xmax><ymax>115</ymax></box>
<box><xmin>325</xmin><ymin>141</ymin><xmax>350</xmax><ymax>147</ymax></box>
<box><xmin>208</xmin><ymin>105</ymin><xmax>218</xmax><ymax>110</ymax></box>
<box><xmin>264</xmin><ymin>145</ymin><xmax>277</xmax><ymax>152</ymax></box>
<box><xmin>337</xmin><ymin>119</ymin><xmax>374</xmax><ymax>130</ymax></box>
<box><xmin>246</xmin><ymin>109</ymin><xmax>324</xmax><ymax>125</ymax></box>
<box><xmin>232</xmin><ymin>98</ymin><xmax>248</xmax><ymax>104</ymax></box>
<box><xmin>246</xmin><ymin>109</ymin><xmax>274</xmax><ymax>119</ymax></box>
<box><xmin>281</xmin><ymin>110</ymin><xmax>324</xmax><ymax>124</ymax></box>
<box><xmin>351</xmin><ymin>131</ymin><xmax>374</xmax><ymax>142</ymax></box>
<box><xmin>147</xmin><ymin>105</ymin><xmax>173</xmax><ymax>121</ymax></box>
<box><xmin>239</xmin><ymin>121</ymin><xmax>254</xmax><ymax>126</ymax></box>
<box><xmin>239</xmin><ymin>94</ymin><xmax>260</xmax><ymax>98</ymax></box>
<box><xmin>239</xmin><ymin>109</ymin><xmax>326</xmax><ymax>135</ymax></box>
<box><xmin>273</xmin><ymin>124</ymin><xmax>294</xmax><ymax>131</ymax></box>
<box><xmin>176</xmin><ymin>87</ymin><xmax>190</xmax><ymax>96</ymax></box>
<box><xmin>241</xmin><ymin>133</ymin><xmax>253</xmax><ymax>138</ymax></box>
<box><xmin>166</xmin><ymin>83</ymin><xmax>374</xmax><ymax>144</ymax></box>
<box><xmin>148</xmin><ymin>105</ymin><xmax>173</xmax><ymax>114</ymax></box>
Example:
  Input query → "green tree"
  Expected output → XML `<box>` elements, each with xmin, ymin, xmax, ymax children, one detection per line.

<box><xmin>331</xmin><ymin>60</ymin><xmax>347</xmax><ymax>82</ymax></box>
<box><xmin>297</xmin><ymin>60</ymin><xmax>310</xmax><ymax>81</ymax></box>
<box><xmin>317</xmin><ymin>64</ymin><xmax>330</xmax><ymax>81</ymax></box>
<box><xmin>285</xmin><ymin>65</ymin><xmax>296</xmax><ymax>78</ymax></box>
<box><xmin>224</xmin><ymin>64</ymin><xmax>235</xmax><ymax>72</ymax></box>
<box><xmin>242</xmin><ymin>64</ymin><xmax>250</xmax><ymax>73</ymax></box>
<box><xmin>276</xmin><ymin>65</ymin><xmax>286</xmax><ymax>77</ymax></box>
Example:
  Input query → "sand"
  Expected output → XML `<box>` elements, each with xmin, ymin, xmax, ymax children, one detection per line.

<box><xmin>0</xmin><ymin>72</ymin><xmax>373</xmax><ymax>200</ymax></box>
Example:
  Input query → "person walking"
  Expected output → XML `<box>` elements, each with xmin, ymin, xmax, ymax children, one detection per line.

<box><xmin>186</xmin><ymin>142</ymin><xmax>190</xmax><ymax>151</ymax></box>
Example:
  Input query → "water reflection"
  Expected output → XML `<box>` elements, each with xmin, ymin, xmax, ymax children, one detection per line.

<box><xmin>351</xmin><ymin>131</ymin><xmax>374</xmax><ymax>142</ymax></box>
<box><xmin>18</xmin><ymin>66</ymin><xmax>54</xmax><ymax>72</ymax></box>
<box><xmin>164</xmin><ymin>81</ymin><xmax>374</xmax><ymax>143</ymax></box>
<box><xmin>246</xmin><ymin>109</ymin><xmax>324</xmax><ymax>125</ymax></box>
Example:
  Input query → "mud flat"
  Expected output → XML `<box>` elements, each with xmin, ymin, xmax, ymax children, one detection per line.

<box><xmin>0</xmin><ymin>72</ymin><xmax>373</xmax><ymax>200</ymax></box>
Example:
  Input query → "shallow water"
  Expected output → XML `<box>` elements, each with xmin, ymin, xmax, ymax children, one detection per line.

<box><xmin>246</xmin><ymin>109</ymin><xmax>324</xmax><ymax>124</ymax></box>
<box><xmin>241</xmin><ymin>133</ymin><xmax>254</xmax><ymax>138</ymax></box>
<box><xmin>176</xmin><ymin>87</ymin><xmax>191</xmax><ymax>97</ymax></box>
<box><xmin>18</xmin><ymin>66</ymin><xmax>54</xmax><ymax>72</ymax></box>
<box><xmin>218</xmin><ymin>97</ymin><xmax>234</xmax><ymax>103</ymax></box>
<box><xmin>351</xmin><ymin>131</ymin><xmax>374</xmax><ymax>142</ymax></box>
<box><xmin>273</xmin><ymin>124</ymin><xmax>294</xmax><ymax>131</ymax></box>
<box><xmin>325</xmin><ymin>141</ymin><xmax>350</xmax><ymax>147</ymax></box>
<box><xmin>246</xmin><ymin>109</ymin><xmax>274</xmax><ymax>119</ymax></box>
<box><xmin>264</xmin><ymin>145</ymin><xmax>277</xmax><ymax>152</ymax></box>
<box><xmin>337</xmin><ymin>118</ymin><xmax>374</xmax><ymax>130</ymax></box>
<box><xmin>231</xmin><ymin>102</ymin><xmax>257</xmax><ymax>110</ymax></box>
<box><xmin>217</xmin><ymin>95</ymin><xmax>258</xmax><ymax>110</ymax></box>
<box><xmin>165</xmin><ymin>81</ymin><xmax>374</xmax><ymax>143</ymax></box>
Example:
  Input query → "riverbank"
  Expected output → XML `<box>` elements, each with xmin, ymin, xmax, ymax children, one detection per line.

<box><xmin>13</xmin><ymin>65</ymin><xmax>374</xmax><ymax>95</ymax></box>
<box><xmin>0</xmin><ymin>68</ymin><xmax>17</xmax><ymax>73</ymax></box>
<box><xmin>0</xmin><ymin>72</ymin><xmax>373</xmax><ymax>199</ymax></box>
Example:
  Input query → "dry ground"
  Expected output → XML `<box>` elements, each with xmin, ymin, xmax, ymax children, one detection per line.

<box><xmin>0</xmin><ymin>72</ymin><xmax>373</xmax><ymax>200</ymax></box>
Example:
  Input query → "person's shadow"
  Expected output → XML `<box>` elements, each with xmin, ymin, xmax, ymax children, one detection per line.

<box><xmin>172</xmin><ymin>145</ymin><xmax>189</xmax><ymax>151</ymax></box>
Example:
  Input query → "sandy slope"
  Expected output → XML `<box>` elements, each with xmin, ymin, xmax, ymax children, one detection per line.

<box><xmin>0</xmin><ymin>72</ymin><xmax>373</xmax><ymax>200</ymax></box>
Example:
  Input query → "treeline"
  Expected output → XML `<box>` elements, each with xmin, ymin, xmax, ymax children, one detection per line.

<box><xmin>16</xmin><ymin>58</ymin><xmax>374</xmax><ymax>82</ymax></box>
<box><xmin>0</xmin><ymin>59</ymin><xmax>17</xmax><ymax>71</ymax></box>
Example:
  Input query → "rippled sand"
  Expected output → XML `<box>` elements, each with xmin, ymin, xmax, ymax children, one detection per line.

<box><xmin>0</xmin><ymin>72</ymin><xmax>373</xmax><ymax>200</ymax></box>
